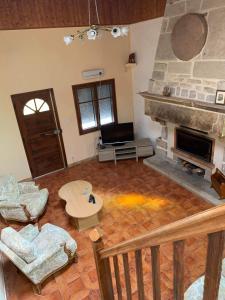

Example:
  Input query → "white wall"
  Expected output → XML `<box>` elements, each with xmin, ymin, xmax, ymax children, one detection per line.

<box><xmin>130</xmin><ymin>18</ymin><xmax>163</xmax><ymax>145</ymax></box>
<box><xmin>0</xmin><ymin>27</ymin><xmax>133</xmax><ymax>180</ymax></box>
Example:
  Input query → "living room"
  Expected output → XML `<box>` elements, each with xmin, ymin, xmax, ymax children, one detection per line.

<box><xmin>1</xmin><ymin>0</ymin><xmax>225</xmax><ymax>299</ymax></box>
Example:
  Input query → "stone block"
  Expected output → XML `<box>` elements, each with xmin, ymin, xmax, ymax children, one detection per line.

<box><xmin>154</xmin><ymin>63</ymin><xmax>167</xmax><ymax>72</ymax></box>
<box><xmin>165</xmin><ymin>2</ymin><xmax>185</xmax><ymax>17</ymax></box>
<box><xmin>187</xmin><ymin>79</ymin><xmax>202</xmax><ymax>84</ymax></box>
<box><xmin>161</xmin><ymin>126</ymin><xmax>168</xmax><ymax>140</ymax></box>
<box><xmin>155</xmin><ymin>147</ymin><xmax>167</xmax><ymax>159</ymax></box>
<box><xmin>155</xmin><ymin>33</ymin><xmax>177</xmax><ymax>60</ymax></box>
<box><xmin>161</xmin><ymin>18</ymin><xmax>168</xmax><ymax>33</ymax></box>
<box><xmin>202</xmin><ymin>80</ymin><xmax>217</xmax><ymax>88</ymax></box>
<box><xmin>167</xmin><ymin>16</ymin><xmax>180</xmax><ymax>32</ymax></box>
<box><xmin>176</xmin><ymin>75</ymin><xmax>191</xmax><ymax>82</ymax></box>
<box><xmin>168</xmin><ymin>81</ymin><xmax>179</xmax><ymax>87</ymax></box>
<box><xmin>193</xmin><ymin>61</ymin><xmax>225</xmax><ymax>80</ymax></box>
<box><xmin>148</xmin><ymin>79</ymin><xmax>155</xmax><ymax>92</ymax></box>
<box><xmin>156</xmin><ymin>137</ymin><xmax>167</xmax><ymax>149</ymax></box>
<box><xmin>203</xmin><ymin>8</ymin><xmax>225</xmax><ymax>59</ymax></box>
<box><xmin>197</xmin><ymin>93</ymin><xmax>205</xmax><ymax>101</ymax></box>
<box><xmin>171</xmin><ymin>87</ymin><xmax>176</xmax><ymax>96</ymax></box>
<box><xmin>195</xmin><ymin>85</ymin><xmax>202</xmax><ymax>91</ymax></box>
<box><xmin>176</xmin><ymin>87</ymin><xmax>181</xmax><ymax>96</ymax></box>
<box><xmin>181</xmin><ymin>89</ymin><xmax>189</xmax><ymax>98</ymax></box>
<box><xmin>168</xmin><ymin>62</ymin><xmax>192</xmax><ymax>74</ymax></box>
<box><xmin>180</xmin><ymin>83</ymin><xmax>192</xmax><ymax>89</ymax></box>
<box><xmin>152</xmin><ymin>81</ymin><xmax>166</xmax><ymax>94</ymax></box>
<box><xmin>189</xmin><ymin>90</ymin><xmax>197</xmax><ymax>99</ymax></box>
<box><xmin>202</xmin><ymin>0</ymin><xmax>225</xmax><ymax>10</ymax></box>
<box><xmin>217</xmin><ymin>81</ymin><xmax>225</xmax><ymax>90</ymax></box>
<box><xmin>152</xmin><ymin>71</ymin><xmax>165</xmax><ymax>81</ymax></box>
<box><xmin>206</xmin><ymin>95</ymin><xmax>216</xmax><ymax>102</ymax></box>
<box><xmin>203</xmin><ymin>87</ymin><xmax>216</xmax><ymax>94</ymax></box>
<box><xmin>186</xmin><ymin>0</ymin><xmax>201</xmax><ymax>12</ymax></box>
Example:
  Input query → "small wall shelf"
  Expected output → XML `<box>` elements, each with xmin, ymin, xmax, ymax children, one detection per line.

<box><xmin>125</xmin><ymin>63</ymin><xmax>137</xmax><ymax>69</ymax></box>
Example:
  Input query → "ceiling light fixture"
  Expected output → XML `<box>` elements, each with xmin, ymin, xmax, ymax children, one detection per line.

<box><xmin>63</xmin><ymin>0</ymin><xmax>129</xmax><ymax>44</ymax></box>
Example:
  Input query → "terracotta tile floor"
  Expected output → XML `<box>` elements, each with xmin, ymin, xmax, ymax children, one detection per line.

<box><xmin>2</xmin><ymin>159</ymin><xmax>212</xmax><ymax>300</ymax></box>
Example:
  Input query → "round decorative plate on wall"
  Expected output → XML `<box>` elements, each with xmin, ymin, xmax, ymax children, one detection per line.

<box><xmin>171</xmin><ymin>13</ymin><xmax>208</xmax><ymax>61</ymax></box>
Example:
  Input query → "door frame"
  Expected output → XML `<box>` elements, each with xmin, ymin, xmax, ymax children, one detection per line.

<box><xmin>11</xmin><ymin>88</ymin><xmax>68</xmax><ymax>178</ymax></box>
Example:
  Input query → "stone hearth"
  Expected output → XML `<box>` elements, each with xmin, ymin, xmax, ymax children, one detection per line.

<box><xmin>141</xmin><ymin>92</ymin><xmax>225</xmax><ymax>138</ymax></box>
<box><xmin>141</xmin><ymin>92</ymin><xmax>225</xmax><ymax>201</ymax></box>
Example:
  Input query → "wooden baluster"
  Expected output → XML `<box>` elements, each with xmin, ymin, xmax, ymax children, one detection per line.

<box><xmin>135</xmin><ymin>249</ymin><xmax>145</xmax><ymax>300</ymax></box>
<box><xmin>151</xmin><ymin>246</ymin><xmax>161</xmax><ymax>300</ymax></box>
<box><xmin>89</xmin><ymin>229</ymin><xmax>114</xmax><ymax>300</ymax></box>
<box><xmin>203</xmin><ymin>231</ymin><xmax>225</xmax><ymax>300</ymax></box>
<box><xmin>173</xmin><ymin>240</ymin><xmax>185</xmax><ymax>300</ymax></box>
<box><xmin>113</xmin><ymin>255</ymin><xmax>122</xmax><ymax>300</ymax></box>
<box><xmin>123</xmin><ymin>253</ymin><xmax>132</xmax><ymax>300</ymax></box>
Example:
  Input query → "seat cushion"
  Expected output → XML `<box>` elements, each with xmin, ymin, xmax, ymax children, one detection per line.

<box><xmin>19</xmin><ymin>224</ymin><xmax>40</xmax><ymax>242</ymax></box>
<box><xmin>33</xmin><ymin>223</ymin><xmax>76</xmax><ymax>255</ymax></box>
<box><xmin>1</xmin><ymin>227</ymin><xmax>37</xmax><ymax>263</ymax></box>
<box><xmin>0</xmin><ymin>175</ymin><xmax>19</xmax><ymax>201</ymax></box>
<box><xmin>19</xmin><ymin>188</ymin><xmax>48</xmax><ymax>218</ymax></box>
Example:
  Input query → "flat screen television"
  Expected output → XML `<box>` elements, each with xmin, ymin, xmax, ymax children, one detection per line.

<box><xmin>101</xmin><ymin>123</ymin><xmax>134</xmax><ymax>145</ymax></box>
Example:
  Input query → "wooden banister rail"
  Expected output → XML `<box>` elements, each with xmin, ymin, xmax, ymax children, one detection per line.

<box><xmin>90</xmin><ymin>204</ymin><xmax>225</xmax><ymax>300</ymax></box>
<box><xmin>99</xmin><ymin>204</ymin><xmax>225</xmax><ymax>259</ymax></box>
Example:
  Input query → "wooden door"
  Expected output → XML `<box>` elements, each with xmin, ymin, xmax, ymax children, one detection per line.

<box><xmin>12</xmin><ymin>89</ymin><xmax>67</xmax><ymax>178</ymax></box>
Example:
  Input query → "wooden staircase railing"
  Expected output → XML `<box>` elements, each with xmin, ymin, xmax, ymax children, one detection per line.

<box><xmin>89</xmin><ymin>204</ymin><xmax>225</xmax><ymax>300</ymax></box>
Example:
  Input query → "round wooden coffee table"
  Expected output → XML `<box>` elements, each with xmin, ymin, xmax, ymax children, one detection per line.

<box><xmin>58</xmin><ymin>180</ymin><xmax>103</xmax><ymax>231</ymax></box>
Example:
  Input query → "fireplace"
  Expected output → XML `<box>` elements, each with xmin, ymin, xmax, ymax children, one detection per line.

<box><xmin>175</xmin><ymin>127</ymin><xmax>214</xmax><ymax>163</ymax></box>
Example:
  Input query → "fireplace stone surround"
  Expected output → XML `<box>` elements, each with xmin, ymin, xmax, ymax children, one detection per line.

<box><xmin>141</xmin><ymin>92</ymin><xmax>225</xmax><ymax>185</ymax></box>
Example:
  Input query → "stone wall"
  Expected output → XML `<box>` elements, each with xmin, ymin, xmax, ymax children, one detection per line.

<box><xmin>150</xmin><ymin>0</ymin><xmax>225</xmax><ymax>103</ymax></box>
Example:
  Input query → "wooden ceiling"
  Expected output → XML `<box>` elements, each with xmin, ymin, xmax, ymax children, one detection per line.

<box><xmin>0</xmin><ymin>0</ymin><xmax>166</xmax><ymax>30</ymax></box>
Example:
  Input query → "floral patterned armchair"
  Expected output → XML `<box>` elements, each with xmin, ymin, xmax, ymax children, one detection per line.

<box><xmin>0</xmin><ymin>175</ymin><xmax>48</xmax><ymax>223</ymax></box>
<box><xmin>0</xmin><ymin>223</ymin><xmax>77</xmax><ymax>294</ymax></box>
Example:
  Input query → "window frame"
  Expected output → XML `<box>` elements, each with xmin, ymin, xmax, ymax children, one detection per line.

<box><xmin>72</xmin><ymin>79</ymin><xmax>118</xmax><ymax>135</ymax></box>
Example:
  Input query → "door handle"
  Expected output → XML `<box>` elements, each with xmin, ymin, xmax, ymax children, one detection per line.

<box><xmin>40</xmin><ymin>129</ymin><xmax>62</xmax><ymax>136</ymax></box>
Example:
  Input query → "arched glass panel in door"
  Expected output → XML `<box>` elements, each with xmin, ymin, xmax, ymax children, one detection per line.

<box><xmin>23</xmin><ymin>98</ymin><xmax>50</xmax><ymax>116</ymax></box>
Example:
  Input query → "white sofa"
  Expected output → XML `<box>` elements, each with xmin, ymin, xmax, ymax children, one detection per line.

<box><xmin>0</xmin><ymin>223</ymin><xmax>77</xmax><ymax>294</ymax></box>
<box><xmin>0</xmin><ymin>175</ymin><xmax>48</xmax><ymax>222</ymax></box>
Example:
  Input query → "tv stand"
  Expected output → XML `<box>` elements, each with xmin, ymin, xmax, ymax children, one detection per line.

<box><xmin>98</xmin><ymin>138</ymin><xmax>153</xmax><ymax>165</ymax></box>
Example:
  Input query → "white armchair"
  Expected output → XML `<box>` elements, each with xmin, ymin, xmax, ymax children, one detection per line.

<box><xmin>0</xmin><ymin>175</ymin><xmax>48</xmax><ymax>222</ymax></box>
<box><xmin>0</xmin><ymin>223</ymin><xmax>78</xmax><ymax>294</ymax></box>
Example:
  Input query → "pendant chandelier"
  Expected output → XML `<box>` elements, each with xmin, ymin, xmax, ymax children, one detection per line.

<box><xmin>64</xmin><ymin>0</ymin><xmax>129</xmax><ymax>45</ymax></box>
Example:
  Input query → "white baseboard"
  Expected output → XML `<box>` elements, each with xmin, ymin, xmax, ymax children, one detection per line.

<box><xmin>0</xmin><ymin>254</ymin><xmax>7</xmax><ymax>300</ymax></box>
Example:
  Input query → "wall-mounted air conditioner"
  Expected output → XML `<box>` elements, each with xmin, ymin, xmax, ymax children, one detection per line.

<box><xmin>82</xmin><ymin>69</ymin><xmax>104</xmax><ymax>79</ymax></box>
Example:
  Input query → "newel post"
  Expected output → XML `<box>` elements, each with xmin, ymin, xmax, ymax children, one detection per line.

<box><xmin>89</xmin><ymin>228</ymin><xmax>114</xmax><ymax>300</ymax></box>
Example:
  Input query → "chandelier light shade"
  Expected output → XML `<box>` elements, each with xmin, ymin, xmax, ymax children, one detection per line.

<box><xmin>63</xmin><ymin>0</ymin><xmax>129</xmax><ymax>44</ymax></box>
<box><xmin>63</xmin><ymin>35</ymin><xmax>74</xmax><ymax>45</ymax></box>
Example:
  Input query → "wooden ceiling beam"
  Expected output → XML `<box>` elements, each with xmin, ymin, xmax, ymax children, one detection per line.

<box><xmin>0</xmin><ymin>0</ymin><xmax>166</xmax><ymax>30</ymax></box>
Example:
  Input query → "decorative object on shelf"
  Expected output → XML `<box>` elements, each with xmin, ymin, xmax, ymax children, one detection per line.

<box><xmin>63</xmin><ymin>0</ymin><xmax>129</xmax><ymax>44</ymax></box>
<box><xmin>128</xmin><ymin>53</ymin><xmax>136</xmax><ymax>64</ymax></box>
<box><xmin>211</xmin><ymin>168</ymin><xmax>225</xmax><ymax>199</ymax></box>
<box><xmin>163</xmin><ymin>86</ymin><xmax>171</xmax><ymax>97</ymax></box>
<box><xmin>171</xmin><ymin>13</ymin><xmax>208</xmax><ymax>61</ymax></box>
<box><xmin>215</xmin><ymin>90</ymin><xmax>225</xmax><ymax>105</ymax></box>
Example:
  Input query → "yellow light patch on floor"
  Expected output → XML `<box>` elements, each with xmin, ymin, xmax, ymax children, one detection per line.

<box><xmin>113</xmin><ymin>193</ymin><xmax>173</xmax><ymax>211</ymax></box>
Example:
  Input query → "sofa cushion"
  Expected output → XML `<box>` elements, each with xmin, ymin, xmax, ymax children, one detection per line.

<box><xmin>0</xmin><ymin>175</ymin><xmax>19</xmax><ymax>201</ymax></box>
<box><xmin>33</xmin><ymin>223</ymin><xmax>77</xmax><ymax>255</ymax></box>
<box><xmin>19</xmin><ymin>224</ymin><xmax>39</xmax><ymax>242</ymax></box>
<box><xmin>1</xmin><ymin>227</ymin><xmax>37</xmax><ymax>263</ymax></box>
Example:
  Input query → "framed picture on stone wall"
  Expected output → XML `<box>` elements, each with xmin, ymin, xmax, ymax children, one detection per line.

<box><xmin>215</xmin><ymin>90</ymin><xmax>225</xmax><ymax>105</ymax></box>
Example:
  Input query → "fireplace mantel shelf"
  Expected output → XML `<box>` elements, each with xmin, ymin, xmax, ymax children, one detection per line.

<box><xmin>141</xmin><ymin>92</ymin><xmax>225</xmax><ymax>138</ymax></box>
<box><xmin>140</xmin><ymin>92</ymin><xmax>225</xmax><ymax>114</ymax></box>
